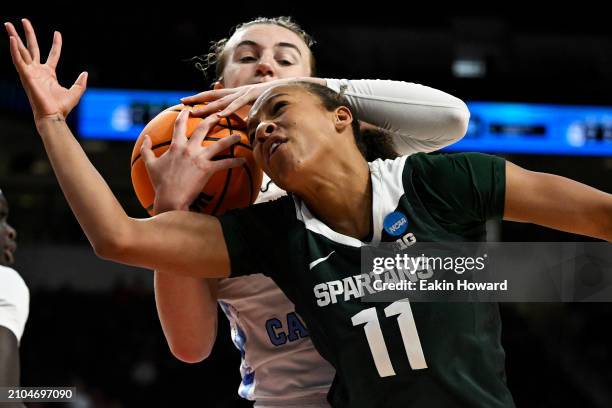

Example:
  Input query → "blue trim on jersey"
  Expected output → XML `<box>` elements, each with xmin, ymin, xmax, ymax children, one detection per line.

<box><xmin>242</xmin><ymin>370</ymin><xmax>255</xmax><ymax>386</ymax></box>
<box><xmin>218</xmin><ymin>300</ymin><xmax>231</xmax><ymax>316</ymax></box>
<box><xmin>238</xmin><ymin>372</ymin><xmax>255</xmax><ymax>399</ymax></box>
<box><xmin>219</xmin><ymin>300</ymin><xmax>256</xmax><ymax>400</ymax></box>
<box><xmin>235</xmin><ymin>325</ymin><xmax>247</xmax><ymax>358</ymax></box>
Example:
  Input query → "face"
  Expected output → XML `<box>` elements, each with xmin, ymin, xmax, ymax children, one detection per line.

<box><xmin>219</xmin><ymin>24</ymin><xmax>312</xmax><ymax>88</ymax></box>
<box><xmin>247</xmin><ymin>85</ymin><xmax>351</xmax><ymax>190</ymax></box>
<box><xmin>0</xmin><ymin>192</ymin><xmax>17</xmax><ymax>266</ymax></box>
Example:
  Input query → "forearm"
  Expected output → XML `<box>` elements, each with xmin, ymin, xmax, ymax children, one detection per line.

<box><xmin>0</xmin><ymin>327</ymin><xmax>20</xmax><ymax>386</ymax></box>
<box><xmin>153</xmin><ymin>194</ymin><xmax>219</xmax><ymax>362</ymax></box>
<box><xmin>36</xmin><ymin>116</ymin><xmax>130</xmax><ymax>252</ymax></box>
<box><xmin>154</xmin><ymin>273</ymin><xmax>218</xmax><ymax>362</ymax></box>
<box><xmin>325</xmin><ymin>79</ymin><xmax>470</xmax><ymax>154</ymax></box>
<box><xmin>35</xmin><ymin>116</ymin><xmax>231</xmax><ymax>277</ymax></box>
<box><xmin>505</xmin><ymin>162</ymin><xmax>612</xmax><ymax>241</ymax></box>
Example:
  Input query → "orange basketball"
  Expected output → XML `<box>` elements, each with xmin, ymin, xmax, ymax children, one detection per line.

<box><xmin>130</xmin><ymin>104</ymin><xmax>262</xmax><ymax>216</ymax></box>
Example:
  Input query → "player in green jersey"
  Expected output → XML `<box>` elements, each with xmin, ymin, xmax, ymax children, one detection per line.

<box><xmin>7</xmin><ymin>18</ymin><xmax>612</xmax><ymax>407</ymax></box>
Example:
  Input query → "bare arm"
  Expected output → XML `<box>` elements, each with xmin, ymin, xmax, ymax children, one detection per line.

<box><xmin>139</xmin><ymin>108</ymin><xmax>249</xmax><ymax>363</ymax></box>
<box><xmin>37</xmin><ymin>117</ymin><xmax>232</xmax><ymax>278</ymax></box>
<box><xmin>0</xmin><ymin>327</ymin><xmax>25</xmax><ymax>408</ymax></box>
<box><xmin>6</xmin><ymin>19</ymin><xmax>233</xmax><ymax>279</ymax></box>
<box><xmin>154</xmin><ymin>274</ymin><xmax>219</xmax><ymax>362</ymax></box>
<box><xmin>0</xmin><ymin>327</ymin><xmax>20</xmax><ymax>386</ymax></box>
<box><xmin>504</xmin><ymin>161</ymin><xmax>612</xmax><ymax>241</ymax></box>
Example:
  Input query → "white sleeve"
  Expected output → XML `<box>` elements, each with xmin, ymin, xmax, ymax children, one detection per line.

<box><xmin>0</xmin><ymin>266</ymin><xmax>30</xmax><ymax>343</ymax></box>
<box><xmin>325</xmin><ymin>79</ymin><xmax>470</xmax><ymax>156</ymax></box>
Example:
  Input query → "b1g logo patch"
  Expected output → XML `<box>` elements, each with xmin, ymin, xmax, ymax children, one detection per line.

<box><xmin>383</xmin><ymin>211</ymin><xmax>409</xmax><ymax>236</ymax></box>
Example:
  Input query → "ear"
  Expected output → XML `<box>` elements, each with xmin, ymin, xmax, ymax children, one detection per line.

<box><xmin>334</xmin><ymin>106</ymin><xmax>353</xmax><ymax>132</ymax></box>
<box><xmin>213</xmin><ymin>81</ymin><xmax>225</xmax><ymax>90</ymax></box>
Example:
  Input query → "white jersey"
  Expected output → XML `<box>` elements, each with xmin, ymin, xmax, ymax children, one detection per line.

<box><xmin>217</xmin><ymin>174</ymin><xmax>335</xmax><ymax>407</ymax></box>
<box><xmin>0</xmin><ymin>265</ymin><xmax>30</xmax><ymax>343</ymax></box>
<box><xmin>216</xmin><ymin>78</ymin><xmax>469</xmax><ymax>405</ymax></box>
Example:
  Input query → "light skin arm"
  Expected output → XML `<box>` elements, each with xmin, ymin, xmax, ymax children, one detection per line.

<box><xmin>504</xmin><ymin>162</ymin><xmax>612</xmax><ymax>241</ymax></box>
<box><xmin>140</xmin><ymin>105</ymin><xmax>248</xmax><ymax>363</ymax></box>
<box><xmin>139</xmin><ymin>78</ymin><xmax>258</xmax><ymax>362</ymax></box>
<box><xmin>154</xmin><ymin>273</ymin><xmax>219</xmax><ymax>363</ymax></box>
<box><xmin>5</xmin><ymin>19</ymin><xmax>233</xmax><ymax>279</ymax></box>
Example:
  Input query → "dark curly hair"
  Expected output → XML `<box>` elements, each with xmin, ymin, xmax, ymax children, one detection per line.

<box><xmin>191</xmin><ymin>16</ymin><xmax>317</xmax><ymax>84</ymax></box>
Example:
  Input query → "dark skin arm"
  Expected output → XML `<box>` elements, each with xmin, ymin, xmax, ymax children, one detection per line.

<box><xmin>0</xmin><ymin>328</ymin><xmax>26</xmax><ymax>408</ymax></box>
<box><xmin>0</xmin><ymin>326</ymin><xmax>20</xmax><ymax>387</ymax></box>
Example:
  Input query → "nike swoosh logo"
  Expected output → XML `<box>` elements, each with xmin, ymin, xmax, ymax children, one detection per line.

<box><xmin>309</xmin><ymin>251</ymin><xmax>336</xmax><ymax>270</ymax></box>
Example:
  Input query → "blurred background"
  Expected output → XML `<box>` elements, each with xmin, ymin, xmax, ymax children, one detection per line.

<box><xmin>1</xmin><ymin>2</ymin><xmax>612</xmax><ymax>407</ymax></box>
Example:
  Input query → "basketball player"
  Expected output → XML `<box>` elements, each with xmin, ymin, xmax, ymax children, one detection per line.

<box><xmin>0</xmin><ymin>188</ymin><xmax>29</xmax><ymax>399</ymax></box>
<box><xmin>141</xmin><ymin>17</ymin><xmax>471</xmax><ymax>407</ymax></box>
<box><xmin>8</xmin><ymin>19</ymin><xmax>612</xmax><ymax>407</ymax></box>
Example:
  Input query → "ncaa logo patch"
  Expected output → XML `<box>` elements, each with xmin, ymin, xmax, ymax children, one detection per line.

<box><xmin>383</xmin><ymin>211</ymin><xmax>409</xmax><ymax>236</ymax></box>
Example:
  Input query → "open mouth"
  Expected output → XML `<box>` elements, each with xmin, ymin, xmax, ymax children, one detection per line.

<box><xmin>267</xmin><ymin>140</ymin><xmax>287</xmax><ymax>163</ymax></box>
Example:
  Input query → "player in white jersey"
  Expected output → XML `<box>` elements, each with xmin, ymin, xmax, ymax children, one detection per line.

<box><xmin>0</xmin><ymin>189</ymin><xmax>29</xmax><ymax>391</ymax></box>
<box><xmin>146</xmin><ymin>18</ymin><xmax>469</xmax><ymax>406</ymax></box>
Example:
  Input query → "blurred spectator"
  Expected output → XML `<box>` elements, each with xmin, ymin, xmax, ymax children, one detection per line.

<box><xmin>0</xmin><ymin>188</ymin><xmax>29</xmax><ymax>407</ymax></box>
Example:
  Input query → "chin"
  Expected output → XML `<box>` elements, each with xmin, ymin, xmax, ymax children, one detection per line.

<box><xmin>269</xmin><ymin>159</ymin><xmax>308</xmax><ymax>193</ymax></box>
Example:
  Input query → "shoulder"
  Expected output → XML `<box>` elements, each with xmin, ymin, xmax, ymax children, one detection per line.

<box><xmin>407</xmin><ymin>152</ymin><xmax>505</xmax><ymax>183</ymax></box>
<box><xmin>0</xmin><ymin>266</ymin><xmax>29</xmax><ymax>303</ymax></box>
<box><xmin>368</xmin><ymin>155</ymin><xmax>409</xmax><ymax>180</ymax></box>
<box><xmin>0</xmin><ymin>266</ymin><xmax>29</xmax><ymax>342</ymax></box>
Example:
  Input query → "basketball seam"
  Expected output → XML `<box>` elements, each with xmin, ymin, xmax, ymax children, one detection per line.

<box><xmin>243</xmin><ymin>162</ymin><xmax>254</xmax><ymax>204</ymax></box>
<box><xmin>210</xmin><ymin>116</ymin><xmax>234</xmax><ymax>215</ymax></box>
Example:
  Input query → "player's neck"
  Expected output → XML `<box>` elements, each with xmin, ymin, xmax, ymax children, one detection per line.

<box><xmin>298</xmin><ymin>158</ymin><xmax>373</xmax><ymax>240</ymax></box>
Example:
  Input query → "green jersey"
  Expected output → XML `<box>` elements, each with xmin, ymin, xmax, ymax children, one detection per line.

<box><xmin>220</xmin><ymin>153</ymin><xmax>515</xmax><ymax>408</ymax></box>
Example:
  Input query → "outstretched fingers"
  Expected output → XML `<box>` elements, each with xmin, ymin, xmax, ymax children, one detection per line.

<box><xmin>45</xmin><ymin>31</ymin><xmax>62</xmax><ymax>69</ymax></box>
<box><xmin>4</xmin><ymin>22</ymin><xmax>32</xmax><ymax>65</ymax></box>
<box><xmin>69</xmin><ymin>71</ymin><xmax>88</xmax><ymax>100</ymax></box>
<box><xmin>7</xmin><ymin>36</ymin><xmax>26</xmax><ymax>71</ymax></box>
<box><xmin>21</xmin><ymin>18</ymin><xmax>40</xmax><ymax>63</ymax></box>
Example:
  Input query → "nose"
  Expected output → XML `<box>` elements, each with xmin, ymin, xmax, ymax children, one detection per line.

<box><xmin>255</xmin><ymin>121</ymin><xmax>277</xmax><ymax>144</ymax></box>
<box><xmin>255</xmin><ymin>55</ymin><xmax>276</xmax><ymax>79</ymax></box>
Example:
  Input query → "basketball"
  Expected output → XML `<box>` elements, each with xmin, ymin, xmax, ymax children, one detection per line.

<box><xmin>130</xmin><ymin>104</ymin><xmax>262</xmax><ymax>216</ymax></box>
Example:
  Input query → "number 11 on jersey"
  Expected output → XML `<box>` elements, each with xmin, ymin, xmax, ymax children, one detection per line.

<box><xmin>351</xmin><ymin>298</ymin><xmax>427</xmax><ymax>377</ymax></box>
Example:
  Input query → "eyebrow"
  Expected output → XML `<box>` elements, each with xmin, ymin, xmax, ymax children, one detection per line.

<box><xmin>235</xmin><ymin>40</ymin><xmax>302</xmax><ymax>56</ymax></box>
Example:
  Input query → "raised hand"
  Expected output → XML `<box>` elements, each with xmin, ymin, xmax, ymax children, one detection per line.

<box><xmin>5</xmin><ymin>19</ymin><xmax>87</xmax><ymax>124</ymax></box>
<box><xmin>141</xmin><ymin>110</ymin><xmax>245</xmax><ymax>213</ymax></box>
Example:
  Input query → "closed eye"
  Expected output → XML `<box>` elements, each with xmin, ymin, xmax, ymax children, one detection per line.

<box><xmin>272</xmin><ymin>101</ymin><xmax>288</xmax><ymax>115</ymax></box>
<box><xmin>239</xmin><ymin>56</ymin><xmax>257</xmax><ymax>63</ymax></box>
